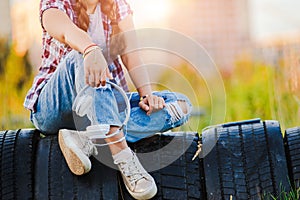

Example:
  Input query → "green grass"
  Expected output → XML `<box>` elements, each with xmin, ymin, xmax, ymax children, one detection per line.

<box><xmin>0</xmin><ymin>40</ymin><xmax>34</xmax><ymax>130</ymax></box>
<box><xmin>156</xmin><ymin>56</ymin><xmax>300</xmax><ymax>133</ymax></box>
<box><xmin>263</xmin><ymin>183</ymin><xmax>300</xmax><ymax>200</ymax></box>
<box><xmin>2</xmin><ymin>39</ymin><xmax>299</xmax><ymax>132</ymax></box>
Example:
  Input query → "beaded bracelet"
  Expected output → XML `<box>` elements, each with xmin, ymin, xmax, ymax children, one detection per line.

<box><xmin>83</xmin><ymin>46</ymin><xmax>102</xmax><ymax>59</ymax></box>
<box><xmin>83</xmin><ymin>43</ymin><xmax>98</xmax><ymax>54</ymax></box>
<box><xmin>139</xmin><ymin>95</ymin><xmax>148</xmax><ymax>101</ymax></box>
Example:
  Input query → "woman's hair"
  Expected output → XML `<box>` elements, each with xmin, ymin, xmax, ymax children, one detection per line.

<box><xmin>74</xmin><ymin>0</ymin><xmax>116</xmax><ymax>32</ymax></box>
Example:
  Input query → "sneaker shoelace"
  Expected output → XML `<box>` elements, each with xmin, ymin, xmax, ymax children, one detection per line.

<box><xmin>118</xmin><ymin>155</ymin><xmax>147</xmax><ymax>187</ymax></box>
<box><xmin>77</xmin><ymin>133</ymin><xmax>98</xmax><ymax>156</ymax></box>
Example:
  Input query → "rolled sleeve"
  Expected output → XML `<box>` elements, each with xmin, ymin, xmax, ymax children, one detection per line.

<box><xmin>40</xmin><ymin>0</ymin><xmax>75</xmax><ymax>29</ymax></box>
<box><xmin>115</xmin><ymin>0</ymin><xmax>133</xmax><ymax>23</ymax></box>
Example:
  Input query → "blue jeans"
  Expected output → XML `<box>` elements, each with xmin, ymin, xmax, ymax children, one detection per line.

<box><xmin>31</xmin><ymin>50</ymin><xmax>192</xmax><ymax>143</ymax></box>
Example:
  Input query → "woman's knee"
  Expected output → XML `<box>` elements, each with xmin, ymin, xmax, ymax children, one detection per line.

<box><xmin>177</xmin><ymin>100</ymin><xmax>189</xmax><ymax>114</ymax></box>
<box><xmin>174</xmin><ymin>92</ymin><xmax>192</xmax><ymax>114</ymax></box>
<box><xmin>164</xmin><ymin>92</ymin><xmax>192</xmax><ymax>124</ymax></box>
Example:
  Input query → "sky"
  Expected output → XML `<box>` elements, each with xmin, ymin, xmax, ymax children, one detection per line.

<box><xmin>249</xmin><ymin>0</ymin><xmax>300</xmax><ymax>39</ymax></box>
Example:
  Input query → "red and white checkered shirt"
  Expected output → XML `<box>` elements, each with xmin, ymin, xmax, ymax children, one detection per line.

<box><xmin>24</xmin><ymin>0</ymin><xmax>132</xmax><ymax>112</ymax></box>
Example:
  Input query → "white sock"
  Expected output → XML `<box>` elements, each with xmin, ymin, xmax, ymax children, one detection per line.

<box><xmin>112</xmin><ymin>147</ymin><xmax>133</xmax><ymax>164</ymax></box>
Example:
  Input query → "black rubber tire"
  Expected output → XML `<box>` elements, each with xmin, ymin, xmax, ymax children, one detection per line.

<box><xmin>34</xmin><ymin>135</ymin><xmax>120</xmax><ymax>200</ymax></box>
<box><xmin>0</xmin><ymin>129</ymin><xmax>39</xmax><ymax>200</ymax></box>
<box><xmin>202</xmin><ymin>120</ymin><xmax>290</xmax><ymax>200</ymax></box>
<box><xmin>119</xmin><ymin>132</ymin><xmax>205</xmax><ymax>200</ymax></box>
<box><xmin>284</xmin><ymin>127</ymin><xmax>300</xmax><ymax>188</ymax></box>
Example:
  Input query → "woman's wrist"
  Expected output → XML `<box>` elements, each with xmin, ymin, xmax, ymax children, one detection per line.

<box><xmin>83</xmin><ymin>43</ymin><xmax>102</xmax><ymax>59</ymax></box>
<box><xmin>139</xmin><ymin>95</ymin><xmax>148</xmax><ymax>101</ymax></box>
<box><xmin>83</xmin><ymin>43</ymin><xmax>98</xmax><ymax>53</ymax></box>
<box><xmin>138</xmin><ymin>85</ymin><xmax>152</xmax><ymax>99</ymax></box>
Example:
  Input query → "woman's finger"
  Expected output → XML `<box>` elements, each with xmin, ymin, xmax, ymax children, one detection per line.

<box><xmin>100</xmin><ymin>69</ymin><xmax>107</xmax><ymax>86</ymax></box>
<box><xmin>94</xmin><ymin>71</ymin><xmax>101</xmax><ymax>87</ymax></box>
<box><xmin>89</xmin><ymin>72</ymin><xmax>95</xmax><ymax>87</ymax></box>
<box><xmin>146</xmin><ymin>96</ymin><xmax>154</xmax><ymax>115</ymax></box>
<box><xmin>158</xmin><ymin>97</ymin><xmax>165</xmax><ymax>109</ymax></box>
<box><xmin>85</xmin><ymin>67</ymin><xmax>90</xmax><ymax>85</ymax></box>
<box><xmin>139</xmin><ymin>95</ymin><xmax>165</xmax><ymax>115</ymax></box>
<box><xmin>139</xmin><ymin>100</ymin><xmax>149</xmax><ymax>112</ymax></box>
<box><xmin>153</xmin><ymin>96</ymin><xmax>159</xmax><ymax>110</ymax></box>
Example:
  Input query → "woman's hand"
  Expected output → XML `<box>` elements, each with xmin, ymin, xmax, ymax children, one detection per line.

<box><xmin>139</xmin><ymin>95</ymin><xmax>166</xmax><ymax>115</ymax></box>
<box><xmin>84</xmin><ymin>48</ymin><xmax>112</xmax><ymax>87</ymax></box>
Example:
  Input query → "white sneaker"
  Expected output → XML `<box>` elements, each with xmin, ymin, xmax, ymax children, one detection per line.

<box><xmin>58</xmin><ymin>129</ymin><xmax>98</xmax><ymax>175</ymax></box>
<box><xmin>113</xmin><ymin>147</ymin><xmax>157</xmax><ymax>199</ymax></box>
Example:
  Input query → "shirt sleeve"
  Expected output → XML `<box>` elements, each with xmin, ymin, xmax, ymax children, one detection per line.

<box><xmin>40</xmin><ymin>0</ymin><xmax>75</xmax><ymax>30</ymax></box>
<box><xmin>115</xmin><ymin>0</ymin><xmax>133</xmax><ymax>23</ymax></box>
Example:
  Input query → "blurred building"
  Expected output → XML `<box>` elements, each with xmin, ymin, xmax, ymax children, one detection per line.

<box><xmin>10</xmin><ymin>0</ymin><xmax>42</xmax><ymax>67</ymax></box>
<box><xmin>168</xmin><ymin>0</ymin><xmax>251</xmax><ymax>70</ymax></box>
<box><xmin>0</xmin><ymin>0</ymin><xmax>11</xmax><ymax>39</ymax></box>
<box><xmin>9</xmin><ymin>0</ymin><xmax>252</xmax><ymax>70</ymax></box>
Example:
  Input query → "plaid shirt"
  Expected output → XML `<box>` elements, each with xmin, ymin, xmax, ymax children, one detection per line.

<box><xmin>24</xmin><ymin>0</ymin><xmax>132</xmax><ymax>112</ymax></box>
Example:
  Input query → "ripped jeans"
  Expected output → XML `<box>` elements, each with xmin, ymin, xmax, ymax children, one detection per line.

<box><xmin>31</xmin><ymin>50</ymin><xmax>192</xmax><ymax>143</ymax></box>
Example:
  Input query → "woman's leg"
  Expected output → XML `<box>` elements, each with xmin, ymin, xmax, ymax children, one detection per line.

<box><xmin>31</xmin><ymin>49</ymin><xmax>131</xmax><ymax>157</ymax></box>
<box><xmin>31</xmin><ymin>50</ymin><xmax>156</xmax><ymax>199</ymax></box>
<box><xmin>89</xmin><ymin>85</ymin><xmax>157</xmax><ymax>199</ymax></box>
<box><xmin>30</xmin><ymin>50</ymin><xmax>128</xmax><ymax>168</ymax></box>
<box><xmin>31</xmin><ymin>50</ymin><xmax>84</xmax><ymax>134</ymax></box>
<box><xmin>90</xmin><ymin>84</ymin><xmax>129</xmax><ymax>155</ymax></box>
<box><xmin>116</xmin><ymin>90</ymin><xmax>192</xmax><ymax>143</ymax></box>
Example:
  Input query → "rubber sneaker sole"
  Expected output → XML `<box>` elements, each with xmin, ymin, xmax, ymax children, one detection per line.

<box><xmin>124</xmin><ymin>177</ymin><xmax>157</xmax><ymax>200</ymax></box>
<box><xmin>58</xmin><ymin>130</ymin><xmax>91</xmax><ymax>175</ymax></box>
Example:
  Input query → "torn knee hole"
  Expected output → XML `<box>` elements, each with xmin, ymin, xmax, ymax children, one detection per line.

<box><xmin>165</xmin><ymin>100</ymin><xmax>189</xmax><ymax>123</ymax></box>
<box><xmin>177</xmin><ymin>100</ymin><xmax>189</xmax><ymax>114</ymax></box>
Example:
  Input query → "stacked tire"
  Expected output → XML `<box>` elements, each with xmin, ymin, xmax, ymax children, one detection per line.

<box><xmin>0</xmin><ymin>119</ymin><xmax>297</xmax><ymax>200</ymax></box>
<box><xmin>201</xmin><ymin>119</ymin><xmax>290</xmax><ymax>200</ymax></box>
<box><xmin>34</xmin><ymin>132</ymin><xmax>204</xmax><ymax>200</ymax></box>
<box><xmin>0</xmin><ymin>129</ymin><xmax>204</xmax><ymax>200</ymax></box>
<box><xmin>285</xmin><ymin>127</ymin><xmax>300</xmax><ymax>188</ymax></box>
<box><xmin>0</xmin><ymin>129</ymin><xmax>39</xmax><ymax>200</ymax></box>
<box><xmin>122</xmin><ymin>133</ymin><xmax>205</xmax><ymax>200</ymax></box>
<box><xmin>35</xmin><ymin>135</ymin><xmax>120</xmax><ymax>199</ymax></box>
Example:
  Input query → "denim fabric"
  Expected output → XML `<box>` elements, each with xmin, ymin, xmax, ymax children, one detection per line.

<box><xmin>94</xmin><ymin>84</ymin><xmax>123</xmax><ymax>127</ymax></box>
<box><xmin>31</xmin><ymin>50</ymin><xmax>192</xmax><ymax>143</ymax></box>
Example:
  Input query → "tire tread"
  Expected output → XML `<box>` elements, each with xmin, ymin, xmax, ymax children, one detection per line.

<box><xmin>0</xmin><ymin>129</ymin><xmax>39</xmax><ymax>200</ymax></box>
<box><xmin>203</xmin><ymin>120</ymin><xmax>290</xmax><ymax>200</ymax></box>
